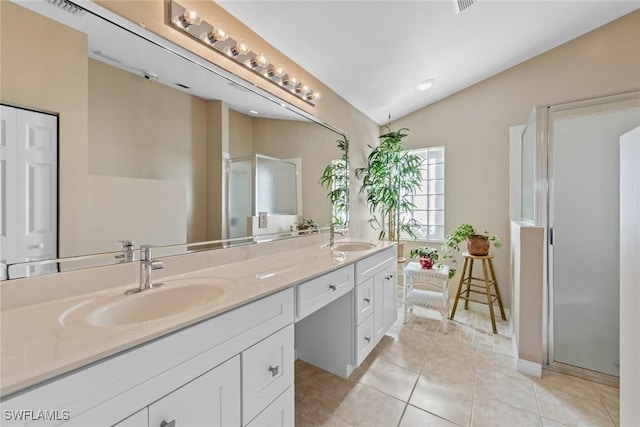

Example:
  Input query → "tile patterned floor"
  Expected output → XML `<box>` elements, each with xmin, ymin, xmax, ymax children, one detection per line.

<box><xmin>295</xmin><ymin>299</ymin><xmax>620</xmax><ymax>427</ymax></box>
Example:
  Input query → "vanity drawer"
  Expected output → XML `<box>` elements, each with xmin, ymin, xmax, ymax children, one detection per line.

<box><xmin>355</xmin><ymin>246</ymin><xmax>396</xmax><ymax>284</ymax></box>
<box><xmin>355</xmin><ymin>277</ymin><xmax>374</xmax><ymax>325</ymax></box>
<box><xmin>355</xmin><ymin>314</ymin><xmax>375</xmax><ymax>366</ymax></box>
<box><xmin>296</xmin><ymin>264</ymin><xmax>354</xmax><ymax>321</ymax></box>
<box><xmin>242</xmin><ymin>324</ymin><xmax>294</xmax><ymax>425</ymax></box>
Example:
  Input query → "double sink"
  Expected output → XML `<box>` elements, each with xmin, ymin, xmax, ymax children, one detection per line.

<box><xmin>58</xmin><ymin>241</ymin><xmax>376</xmax><ymax>328</ymax></box>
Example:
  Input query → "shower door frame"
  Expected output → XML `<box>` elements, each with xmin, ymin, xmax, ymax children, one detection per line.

<box><xmin>542</xmin><ymin>91</ymin><xmax>639</xmax><ymax>387</ymax></box>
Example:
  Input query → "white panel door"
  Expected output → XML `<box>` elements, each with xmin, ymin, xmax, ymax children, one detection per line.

<box><xmin>0</xmin><ymin>106</ymin><xmax>18</xmax><ymax>280</ymax></box>
<box><xmin>0</xmin><ymin>106</ymin><xmax>57</xmax><ymax>279</ymax></box>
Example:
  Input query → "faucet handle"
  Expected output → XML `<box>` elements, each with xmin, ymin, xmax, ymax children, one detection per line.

<box><xmin>140</xmin><ymin>244</ymin><xmax>156</xmax><ymax>261</ymax></box>
<box><xmin>119</xmin><ymin>240</ymin><xmax>133</xmax><ymax>249</ymax></box>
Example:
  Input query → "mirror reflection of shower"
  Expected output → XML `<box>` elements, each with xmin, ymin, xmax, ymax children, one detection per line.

<box><xmin>227</xmin><ymin>154</ymin><xmax>302</xmax><ymax>240</ymax></box>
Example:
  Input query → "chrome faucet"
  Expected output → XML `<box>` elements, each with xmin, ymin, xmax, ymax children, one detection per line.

<box><xmin>329</xmin><ymin>225</ymin><xmax>346</xmax><ymax>247</ymax></box>
<box><xmin>115</xmin><ymin>240</ymin><xmax>135</xmax><ymax>263</ymax></box>
<box><xmin>125</xmin><ymin>245</ymin><xmax>164</xmax><ymax>294</ymax></box>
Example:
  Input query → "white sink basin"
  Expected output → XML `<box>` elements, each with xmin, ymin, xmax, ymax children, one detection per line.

<box><xmin>332</xmin><ymin>241</ymin><xmax>376</xmax><ymax>252</ymax></box>
<box><xmin>60</xmin><ymin>277</ymin><xmax>237</xmax><ymax>327</ymax></box>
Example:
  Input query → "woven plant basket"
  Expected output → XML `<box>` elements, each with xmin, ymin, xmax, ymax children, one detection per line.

<box><xmin>466</xmin><ymin>234</ymin><xmax>490</xmax><ymax>256</ymax></box>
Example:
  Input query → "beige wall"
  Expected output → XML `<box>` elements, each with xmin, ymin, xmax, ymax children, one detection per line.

<box><xmin>229</xmin><ymin>110</ymin><xmax>254</xmax><ymax>158</ymax></box>
<box><xmin>391</xmin><ymin>10</ymin><xmax>640</xmax><ymax>309</ymax></box>
<box><xmin>510</xmin><ymin>221</ymin><xmax>544</xmax><ymax>368</ymax></box>
<box><xmin>89</xmin><ymin>59</ymin><xmax>208</xmax><ymax>242</ymax></box>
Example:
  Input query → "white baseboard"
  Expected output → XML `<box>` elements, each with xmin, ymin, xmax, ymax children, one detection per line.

<box><xmin>516</xmin><ymin>358</ymin><xmax>542</xmax><ymax>377</ymax></box>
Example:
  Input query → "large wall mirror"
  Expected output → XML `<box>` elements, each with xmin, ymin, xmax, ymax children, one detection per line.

<box><xmin>0</xmin><ymin>0</ymin><xmax>347</xmax><ymax>280</ymax></box>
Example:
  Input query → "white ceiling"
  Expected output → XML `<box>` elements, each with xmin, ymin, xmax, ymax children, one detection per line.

<box><xmin>217</xmin><ymin>0</ymin><xmax>640</xmax><ymax>125</ymax></box>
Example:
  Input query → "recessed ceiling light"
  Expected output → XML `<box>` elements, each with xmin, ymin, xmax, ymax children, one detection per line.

<box><xmin>417</xmin><ymin>79</ymin><xmax>435</xmax><ymax>91</ymax></box>
<box><xmin>249</xmin><ymin>110</ymin><xmax>259</xmax><ymax>115</ymax></box>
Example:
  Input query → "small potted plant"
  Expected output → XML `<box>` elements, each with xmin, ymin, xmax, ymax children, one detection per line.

<box><xmin>442</xmin><ymin>223</ymin><xmax>501</xmax><ymax>277</ymax></box>
<box><xmin>290</xmin><ymin>218</ymin><xmax>319</xmax><ymax>235</ymax></box>
<box><xmin>409</xmin><ymin>246</ymin><xmax>439</xmax><ymax>269</ymax></box>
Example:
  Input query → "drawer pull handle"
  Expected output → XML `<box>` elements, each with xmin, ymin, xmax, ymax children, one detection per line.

<box><xmin>160</xmin><ymin>420</ymin><xmax>176</xmax><ymax>427</ymax></box>
<box><xmin>269</xmin><ymin>365</ymin><xmax>280</xmax><ymax>377</ymax></box>
<box><xmin>329</xmin><ymin>284</ymin><xmax>337</xmax><ymax>291</ymax></box>
<box><xmin>384</xmin><ymin>274</ymin><xmax>394</xmax><ymax>280</ymax></box>
<box><xmin>364</xmin><ymin>336</ymin><xmax>371</xmax><ymax>343</ymax></box>
<box><xmin>364</xmin><ymin>298</ymin><xmax>371</xmax><ymax>303</ymax></box>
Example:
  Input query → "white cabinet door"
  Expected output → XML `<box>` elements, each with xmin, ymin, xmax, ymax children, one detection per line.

<box><xmin>383</xmin><ymin>265</ymin><xmax>398</xmax><ymax>333</ymax></box>
<box><xmin>148</xmin><ymin>356</ymin><xmax>240</xmax><ymax>427</ymax></box>
<box><xmin>112</xmin><ymin>409</ymin><xmax>147</xmax><ymax>427</ymax></box>
<box><xmin>246</xmin><ymin>386</ymin><xmax>294</xmax><ymax>427</ymax></box>
<box><xmin>374</xmin><ymin>265</ymin><xmax>397</xmax><ymax>344</ymax></box>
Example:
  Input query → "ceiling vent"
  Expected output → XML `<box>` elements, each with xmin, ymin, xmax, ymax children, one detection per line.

<box><xmin>454</xmin><ymin>0</ymin><xmax>477</xmax><ymax>14</ymax></box>
<box><xmin>45</xmin><ymin>0</ymin><xmax>86</xmax><ymax>16</ymax></box>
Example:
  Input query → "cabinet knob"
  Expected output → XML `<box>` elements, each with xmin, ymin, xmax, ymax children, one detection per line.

<box><xmin>384</xmin><ymin>274</ymin><xmax>394</xmax><ymax>280</ymax></box>
<box><xmin>269</xmin><ymin>365</ymin><xmax>280</xmax><ymax>377</ymax></box>
<box><xmin>329</xmin><ymin>284</ymin><xmax>337</xmax><ymax>291</ymax></box>
<box><xmin>364</xmin><ymin>298</ymin><xmax>371</xmax><ymax>303</ymax></box>
<box><xmin>160</xmin><ymin>420</ymin><xmax>176</xmax><ymax>427</ymax></box>
<box><xmin>364</xmin><ymin>336</ymin><xmax>371</xmax><ymax>343</ymax></box>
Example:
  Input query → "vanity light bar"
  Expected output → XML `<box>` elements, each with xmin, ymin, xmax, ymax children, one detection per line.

<box><xmin>169</xmin><ymin>1</ymin><xmax>320</xmax><ymax>105</ymax></box>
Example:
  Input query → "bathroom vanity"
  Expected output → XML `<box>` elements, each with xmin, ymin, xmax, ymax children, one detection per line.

<box><xmin>0</xmin><ymin>240</ymin><xmax>397</xmax><ymax>426</ymax></box>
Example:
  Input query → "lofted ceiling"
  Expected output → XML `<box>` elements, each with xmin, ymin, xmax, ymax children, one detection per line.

<box><xmin>217</xmin><ymin>0</ymin><xmax>640</xmax><ymax>125</ymax></box>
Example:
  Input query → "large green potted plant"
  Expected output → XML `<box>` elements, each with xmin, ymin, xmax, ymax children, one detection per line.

<box><xmin>319</xmin><ymin>134</ymin><xmax>349</xmax><ymax>227</ymax></box>
<box><xmin>355</xmin><ymin>128</ymin><xmax>424</xmax><ymax>245</ymax></box>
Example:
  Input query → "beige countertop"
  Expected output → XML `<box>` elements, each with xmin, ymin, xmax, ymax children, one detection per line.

<box><xmin>0</xmin><ymin>240</ymin><xmax>394</xmax><ymax>398</ymax></box>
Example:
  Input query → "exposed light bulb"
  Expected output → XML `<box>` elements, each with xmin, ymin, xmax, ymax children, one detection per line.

<box><xmin>230</xmin><ymin>41</ymin><xmax>249</xmax><ymax>57</ymax></box>
<box><xmin>295</xmin><ymin>83</ymin><xmax>310</xmax><ymax>94</ymax></box>
<box><xmin>283</xmin><ymin>74</ymin><xmax>298</xmax><ymax>87</ymax></box>
<box><xmin>417</xmin><ymin>79</ymin><xmax>435</xmax><ymax>91</ymax></box>
<box><xmin>177</xmin><ymin>6</ymin><xmax>202</xmax><ymax>28</ymax></box>
<box><xmin>205</xmin><ymin>26</ymin><xmax>228</xmax><ymax>44</ymax></box>
<box><xmin>306</xmin><ymin>90</ymin><xmax>321</xmax><ymax>101</ymax></box>
<box><xmin>250</xmin><ymin>53</ymin><xmax>268</xmax><ymax>69</ymax></box>
<box><xmin>268</xmin><ymin>64</ymin><xmax>286</xmax><ymax>79</ymax></box>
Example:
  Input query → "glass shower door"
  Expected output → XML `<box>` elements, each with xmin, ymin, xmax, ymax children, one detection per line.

<box><xmin>549</xmin><ymin>94</ymin><xmax>640</xmax><ymax>377</ymax></box>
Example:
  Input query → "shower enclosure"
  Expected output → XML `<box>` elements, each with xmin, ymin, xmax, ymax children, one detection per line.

<box><xmin>227</xmin><ymin>154</ymin><xmax>301</xmax><ymax>240</ymax></box>
<box><xmin>516</xmin><ymin>91</ymin><xmax>640</xmax><ymax>384</ymax></box>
